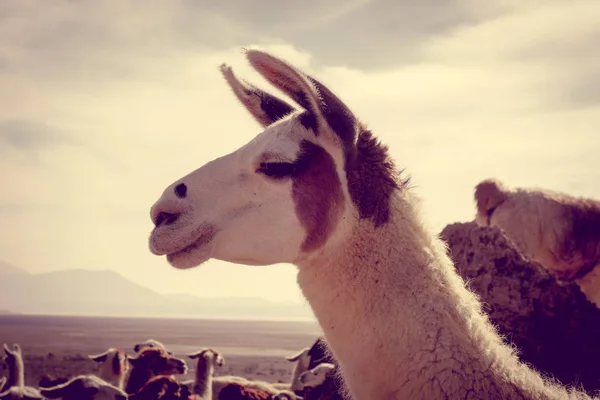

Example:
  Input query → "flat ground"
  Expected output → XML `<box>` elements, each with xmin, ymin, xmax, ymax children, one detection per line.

<box><xmin>0</xmin><ymin>314</ymin><xmax>322</xmax><ymax>386</ymax></box>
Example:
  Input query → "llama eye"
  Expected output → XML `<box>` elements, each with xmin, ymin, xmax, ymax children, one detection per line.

<box><xmin>258</xmin><ymin>162</ymin><xmax>296</xmax><ymax>179</ymax></box>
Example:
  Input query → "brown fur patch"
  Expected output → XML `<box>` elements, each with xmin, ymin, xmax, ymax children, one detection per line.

<box><xmin>558</xmin><ymin>198</ymin><xmax>600</xmax><ymax>280</ymax></box>
<box><xmin>292</xmin><ymin>140</ymin><xmax>344</xmax><ymax>252</ymax></box>
<box><xmin>345</xmin><ymin>127</ymin><xmax>405</xmax><ymax>227</ymax></box>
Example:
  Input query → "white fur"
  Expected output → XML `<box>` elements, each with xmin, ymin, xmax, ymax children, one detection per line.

<box><xmin>88</xmin><ymin>348</ymin><xmax>128</xmax><ymax>389</ymax></box>
<box><xmin>298</xmin><ymin>363</ymin><xmax>335</xmax><ymax>389</ymax></box>
<box><xmin>39</xmin><ymin>374</ymin><xmax>127</xmax><ymax>400</ymax></box>
<box><xmin>148</xmin><ymin>49</ymin><xmax>598</xmax><ymax>399</ymax></box>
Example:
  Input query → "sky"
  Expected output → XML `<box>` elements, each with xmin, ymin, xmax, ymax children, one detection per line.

<box><xmin>0</xmin><ymin>0</ymin><xmax>599</xmax><ymax>307</ymax></box>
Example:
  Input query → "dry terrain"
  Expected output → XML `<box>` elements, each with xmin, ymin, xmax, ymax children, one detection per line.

<box><xmin>0</xmin><ymin>314</ymin><xmax>322</xmax><ymax>386</ymax></box>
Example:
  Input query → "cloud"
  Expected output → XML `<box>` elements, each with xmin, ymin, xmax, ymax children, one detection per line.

<box><xmin>0</xmin><ymin>119</ymin><xmax>79</xmax><ymax>151</ymax></box>
<box><xmin>0</xmin><ymin>0</ymin><xmax>598</xmax><ymax>306</ymax></box>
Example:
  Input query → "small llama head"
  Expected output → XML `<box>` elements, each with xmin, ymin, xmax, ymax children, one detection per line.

<box><xmin>187</xmin><ymin>348</ymin><xmax>224</xmax><ymax>368</ymax></box>
<box><xmin>148</xmin><ymin>48</ymin><xmax>399</xmax><ymax>270</ymax></box>
<box><xmin>127</xmin><ymin>347</ymin><xmax>188</xmax><ymax>376</ymax></box>
<box><xmin>298</xmin><ymin>363</ymin><xmax>336</xmax><ymax>388</ymax></box>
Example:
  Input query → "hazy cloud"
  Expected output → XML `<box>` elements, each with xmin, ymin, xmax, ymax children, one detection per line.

<box><xmin>0</xmin><ymin>120</ymin><xmax>79</xmax><ymax>151</ymax></box>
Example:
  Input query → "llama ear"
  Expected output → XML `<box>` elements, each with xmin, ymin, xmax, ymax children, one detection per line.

<box><xmin>245</xmin><ymin>49</ymin><xmax>358</xmax><ymax>150</ymax></box>
<box><xmin>187</xmin><ymin>350</ymin><xmax>202</xmax><ymax>359</ymax></box>
<box><xmin>220</xmin><ymin>64</ymin><xmax>297</xmax><ymax>127</ymax></box>
<box><xmin>285</xmin><ymin>348</ymin><xmax>309</xmax><ymax>362</ymax></box>
<box><xmin>88</xmin><ymin>350</ymin><xmax>109</xmax><ymax>362</ymax></box>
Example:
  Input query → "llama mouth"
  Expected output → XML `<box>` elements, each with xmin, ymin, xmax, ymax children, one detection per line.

<box><xmin>164</xmin><ymin>226</ymin><xmax>217</xmax><ymax>265</ymax></box>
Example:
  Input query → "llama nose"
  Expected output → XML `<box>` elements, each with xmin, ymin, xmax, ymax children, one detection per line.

<box><xmin>152</xmin><ymin>211</ymin><xmax>180</xmax><ymax>228</ymax></box>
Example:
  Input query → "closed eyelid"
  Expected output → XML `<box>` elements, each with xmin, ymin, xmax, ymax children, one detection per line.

<box><xmin>258</xmin><ymin>152</ymin><xmax>295</xmax><ymax>164</ymax></box>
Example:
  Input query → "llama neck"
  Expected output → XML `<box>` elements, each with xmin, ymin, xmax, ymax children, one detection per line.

<box><xmin>98</xmin><ymin>361</ymin><xmax>124</xmax><ymax>389</ymax></box>
<box><xmin>125</xmin><ymin>366</ymin><xmax>154</xmax><ymax>395</ymax></box>
<box><xmin>289</xmin><ymin>357</ymin><xmax>310</xmax><ymax>392</ymax></box>
<box><xmin>297</xmin><ymin>192</ymin><xmax>577</xmax><ymax>400</ymax></box>
<box><xmin>193</xmin><ymin>359</ymin><xmax>213</xmax><ymax>399</ymax></box>
<box><xmin>8</xmin><ymin>356</ymin><xmax>24</xmax><ymax>388</ymax></box>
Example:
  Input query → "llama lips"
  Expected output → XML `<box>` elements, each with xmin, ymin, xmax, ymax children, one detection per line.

<box><xmin>163</xmin><ymin>226</ymin><xmax>218</xmax><ymax>268</ymax></box>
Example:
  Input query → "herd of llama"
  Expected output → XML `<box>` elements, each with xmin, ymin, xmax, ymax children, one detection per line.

<box><xmin>146</xmin><ymin>49</ymin><xmax>600</xmax><ymax>400</ymax></box>
<box><xmin>0</xmin><ymin>337</ymin><xmax>338</xmax><ymax>399</ymax></box>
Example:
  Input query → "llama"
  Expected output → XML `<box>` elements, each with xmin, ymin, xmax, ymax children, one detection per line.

<box><xmin>129</xmin><ymin>375</ymin><xmax>191</xmax><ymax>399</ymax></box>
<box><xmin>125</xmin><ymin>347</ymin><xmax>188</xmax><ymax>395</ymax></box>
<box><xmin>39</xmin><ymin>374</ymin><xmax>128</xmax><ymax>400</ymax></box>
<box><xmin>270</xmin><ymin>347</ymin><xmax>312</xmax><ymax>393</ymax></box>
<box><xmin>186</xmin><ymin>348</ymin><xmax>223</xmax><ymax>400</ymax></box>
<box><xmin>185</xmin><ymin>348</ymin><xmax>280</xmax><ymax>399</ymax></box>
<box><xmin>298</xmin><ymin>363</ymin><xmax>343</xmax><ymax>400</ymax></box>
<box><xmin>88</xmin><ymin>347</ymin><xmax>129</xmax><ymax>389</ymax></box>
<box><xmin>147</xmin><ymin>49</ymin><xmax>600</xmax><ymax>399</ymax></box>
<box><xmin>2</xmin><ymin>344</ymin><xmax>24</xmax><ymax>389</ymax></box>
<box><xmin>0</xmin><ymin>343</ymin><xmax>43</xmax><ymax>399</ymax></box>
<box><xmin>474</xmin><ymin>178</ymin><xmax>600</xmax><ymax>308</ymax></box>
<box><xmin>133</xmin><ymin>339</ymin><xmax>170</xmax><ymax>354</ymax></box>
<box><xmin>298</xmin><ymin>363</ymin><xmax>336</xmax><ymax>389</ymax></box>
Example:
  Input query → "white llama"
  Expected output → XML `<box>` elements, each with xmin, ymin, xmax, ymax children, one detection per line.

<box><xmin>474</xmin><ymin>178</ymin><xmax>600</xmax><ymax>308</ymax></box>
<box><xmin>88</xmin><ymin>347</ymin><xmax>129</xmax><ymax>390</ymax></box>
<box><xmin>147</xmin><ymin>49</ymin><xmax>598</xmax><ymax>399</ymax></box>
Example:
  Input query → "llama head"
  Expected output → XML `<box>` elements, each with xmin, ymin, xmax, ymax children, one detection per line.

<box><xmin>148</xmin><ymin>48</ymin><xmax>400</xmax><ymax>269</ymax></box>
<box><xmin>298</xmin><ymin>362</ymin><xmax>336</xmax><ymax>388</ymax></box>
<box><xmin>88</xmin><ymin>348</ymin><xmax>128</xmax><ymax>377</ymax></box>
<box><xmin>2</xmin><ymin>344</ymin><xmax>21</xmax><ymax>370</ymax></box>
<box><xmin>133</xmin><ymin>339</ymin><xmax>171</xmax><ymax>354</ymax></box>
<box><xmin>187</xmin><ymin>348</ymin><xmax>224</xmax><ymax>368</ymax></box>
<box><xmin>127</xmin><ymin>348</ymin><xmax>187</xmax><ymax>376</ymax></box>
<box><xmin>474</xmin><ymin>178</ymin><xmax>510</xmax><ymax>226</ymax></box>
<box><xmin>285</xmin><ymin>347</ymin><xmax>310</xmax><ymax>363</ymax></box>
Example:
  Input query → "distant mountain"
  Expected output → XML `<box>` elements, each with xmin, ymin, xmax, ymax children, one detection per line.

<box><xmin>0</xmin><ymin>266</ymin><xmax>313</xmax><ymax>320</ymax></box>
<box><xmin>0</xmin><ymin>260</ymin><xmax>29</xmax><ymax>276</ymax></box>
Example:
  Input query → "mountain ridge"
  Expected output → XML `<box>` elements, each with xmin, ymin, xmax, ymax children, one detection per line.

<box><xmin>0</xmin><ymin>262</ymin><xmax>313</xmax><ymax>320</ymax></box>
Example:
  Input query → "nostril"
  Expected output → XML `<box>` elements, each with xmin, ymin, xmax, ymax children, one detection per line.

<box><xmin>174</xmin><ymin>183</ymin><xmax>187</xmax><ymax>198</ymax></box>
<box><xmin>154</xmin><ymin>211</ymin><xmax>180</xmax><ymax>228</ymax></box>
